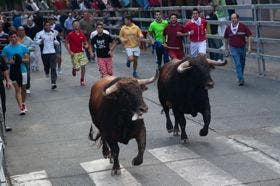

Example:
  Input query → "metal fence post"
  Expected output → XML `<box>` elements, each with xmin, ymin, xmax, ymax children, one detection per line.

<box><xmin>254</xmin><ymin>4</ymin><xmax>262</xmax><ymax>75</ymax></box>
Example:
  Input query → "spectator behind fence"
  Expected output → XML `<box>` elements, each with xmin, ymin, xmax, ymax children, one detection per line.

<box><xmin>206</xmin><ymin>5</ymin><xmax>223</xmax><ymax>61</ymax></box>
<box><xmin>226</xmin><ymin>0</ymin><xmax>237</xmax><ymax>19</ymax></box>
<box><xmin>33</xmin><ymin>11</ymin><xmax>44</xmax><ymax>31</ymax></box>
<box><xmin>64</xmin><ymin>12</ymin><xmax>75</xmax><ymax>35</ymax></box>
<box><xmin>13</xmin><ymin>10</ymin><xmax>22</xmax><ymax>28</ymax></box>
<box><xmin>25</xmin><ymin>0</ymin><xmax>40</xmax><ymax>12</ymax></box>
<box><xmin>224</xmin><ymin>13</ymin><xmax>252</xmax><ymax>86</ymax></box>
<box><xmin>0</xmin><ymin>24</ymin><xmax>9</xmax><ymax>54</ymax></box>
<box><xmin>214</xmin><ymin>0</ymin><xmax>228</xmax><ymax>48</ymax></box>
<box><xmin>51</xmin><ymin>0</ymin><xmax>65</xmax><ymax>10</ymax></box>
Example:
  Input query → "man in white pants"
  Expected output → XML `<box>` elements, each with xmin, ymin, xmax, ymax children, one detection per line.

<box><xmin>184</xmin><ymin>8</ymin><xmax>208</xmax><ymax>57</ymax></box>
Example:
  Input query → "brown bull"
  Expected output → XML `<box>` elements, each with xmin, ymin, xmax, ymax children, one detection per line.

<box><xmin>88</xmin><ymin>71</ymin><xmax>158</xmax><ymax>175</ymax></box>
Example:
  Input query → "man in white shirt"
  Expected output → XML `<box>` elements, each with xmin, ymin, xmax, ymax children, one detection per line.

<box><xmin>35</xmin><ymin>21</ymin><xmax>60</xmax><ymax>90</ymax></box>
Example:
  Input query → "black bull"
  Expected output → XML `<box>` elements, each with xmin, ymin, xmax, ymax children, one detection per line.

<box><xmin>88</xmin><ymin>72</ymin><xmax>158</xmax><ymax>175</ymax></box>
<box><xmin>157</xmin><ymin>56</ymin><xmax>217</xmax><ymax>141</ymax></box>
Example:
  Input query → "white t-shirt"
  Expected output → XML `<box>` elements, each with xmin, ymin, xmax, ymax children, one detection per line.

<box><xmin>35</xmin><ymin>30</ymin><xmax>59</xmax><ymax>54</ymax></box>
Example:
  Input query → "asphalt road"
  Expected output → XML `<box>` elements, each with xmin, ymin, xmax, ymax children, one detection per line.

<box><xmin>4</xmin><ymin>46</ymin><xmax>280</xmax><ymax>186</ymax></box>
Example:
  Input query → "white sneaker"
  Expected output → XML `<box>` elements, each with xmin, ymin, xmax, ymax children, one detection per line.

<box><xmin>26</xmin><ymin>89</ymin><xmax>30</xmax><ymax>94</ymax></box>
<box><xmin>57</xmin><ymin>70</ymin><xmax>63</xmax><ymax>75</ymax></box>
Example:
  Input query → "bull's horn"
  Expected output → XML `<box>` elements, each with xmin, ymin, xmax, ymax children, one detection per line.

<box><xmin>105</xmin><ymin>83</ymin><xmax>118</xmax><ymax>95</ymax></box>
<box><xmin>207</xmin><ymin>59</ymin><xmax>227</xmax><ymax>66</ymax></box>
<box><xmin>137</xmin><ymin>70</ymin><xmax>159</xmax><ymax>85</ymax></box>
<box><xmin>177</xmin><ymin>61</ymin><xmax>191</xmax><ymax>73</ymax></box>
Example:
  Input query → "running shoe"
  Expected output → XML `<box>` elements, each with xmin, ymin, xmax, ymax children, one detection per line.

<box><xmin>51</xmin><ymin>84</ymin><xmax>57</xmax><ymax>90</ymax></box>
<box><xmin>72</xmin><ymin>68</ymin><xmax>76</xmax><ymax>77</ymax></box>
<box><xmin>80</xmin><ymin>79</ymin><xmax>85</xmax><ymax>86</ymax></box>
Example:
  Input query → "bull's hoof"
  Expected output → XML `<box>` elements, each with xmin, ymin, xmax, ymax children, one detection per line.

<box><xmin>166</xmin><ymin>122</ymin><xmax>173</xmax><ymax>133</ymax></box>
<box><xmin>181</xmin><ymin>133</ymin><xmax>188</xmax><ymax>141</ymax></box>
<box><xmin>103</xmin><ymin>150</ymin><xmax>111</xmax><ymax>159</ymax></box>
<box><xmin>167</xmin><ymin>129</ymin><xmax>173</xmax><ymax>133</ymax></box>
<box><xmin>199</xmin><ymin>128</ymin><xmax>209</xmax><ymax>136</ymax></box>
<box><xmin>111</xmin><ymin>168</ymin><xmax>121</xmax><ymax>176</ymax></box>
<box><xmin>173</xmin><ymin>128</ymin><xmax>180</xmax><ymax>136</ymax></box>
<box><xmin>103</xmin><ymin>153</ymin><xmax>111</xmax><ymax>159</ymax></box>
<box><xmin>132</xmin><ymin>157</ymin><xmax>143</xmax><ymax>166</ymax></box>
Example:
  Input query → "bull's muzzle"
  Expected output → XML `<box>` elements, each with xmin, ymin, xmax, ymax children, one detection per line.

<box><xmin>131</xmin><ymin>105</ymin><xmax>148</xmax><ymax>121</ymax></box>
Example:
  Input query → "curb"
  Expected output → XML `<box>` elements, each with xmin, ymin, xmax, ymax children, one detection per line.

<box><xmin>0</xmin><ymin>138</ymin><xmax>7</xmax><ymax>186</ymax></box>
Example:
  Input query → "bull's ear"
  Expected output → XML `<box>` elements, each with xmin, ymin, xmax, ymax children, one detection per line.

<box><xmin>140</xmin><ymin>84</ymin><xmax>148</xmax><ymax>91</ymax></box>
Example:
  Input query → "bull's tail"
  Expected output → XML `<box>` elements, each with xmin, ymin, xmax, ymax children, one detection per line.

<box><xmin>88</xmin><ymin>125</ymin><xmax>101</xmax><ymax>142</ymax></box>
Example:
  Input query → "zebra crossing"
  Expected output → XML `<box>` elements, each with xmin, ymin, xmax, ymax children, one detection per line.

<box><xmin>9</xmin><ymin>127</ymin><xmax>280</xmax><ymax>186</ymax></box>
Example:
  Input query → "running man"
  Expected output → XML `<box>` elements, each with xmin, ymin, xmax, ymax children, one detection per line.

<box><xmin>2</xmin><ymin>30</ymin><xmax>30</xmax><ymax>115</ymax></box>
<box><xmin>65</xmin><ymin>20</ymin><xmax>89</xmax><ymax>86</ymax></box>
<box><xmin>119</xmin><ymin>15</ymin><xmax>143</xmax><ymax>78</ymax></box>
<box><xmin>147</xmin><ymin>11</ymin><xmax>169</xmax><ymax>69</ymax></box>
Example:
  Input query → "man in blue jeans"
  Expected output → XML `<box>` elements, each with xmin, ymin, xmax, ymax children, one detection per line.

<box><xmin>224</xmin><ymin>13</ymin><xmax>252</xmax><ymax>86</ymax></box>
<box><xmin>147</xmin><ymin>11</ymin><xmax>169</xmax><ymax>69</ymax></box>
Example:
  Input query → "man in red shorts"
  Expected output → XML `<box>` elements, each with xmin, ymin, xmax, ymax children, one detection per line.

<box><xmin>163</xmin><ymin>14</ymin><xmax>187</xmax><ymax>62</ymax></box>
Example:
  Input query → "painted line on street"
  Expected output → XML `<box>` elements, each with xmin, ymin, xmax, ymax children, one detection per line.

<box><xmin>149</xmin><ymin>145</ymin><xmax>243</xmax><ymax>186</ymax></box>
<box><xmin>264</xmin><ymin>126</ymin><xmax>280</xmax><ymax>134</ymax></box>
<box><xmin>10</xmin><ymin>170</ymin><xmax>52</xmax><ymax>186</ymax></box>
<box><xmin>230</xmin><ymin>135</ymin><xmax>280</xmax><ymax>166</ymax></box>
<box><xmin>80</xmin><ymin>159</ymin><xmax>141</xmax><ymax>186</ymax></box>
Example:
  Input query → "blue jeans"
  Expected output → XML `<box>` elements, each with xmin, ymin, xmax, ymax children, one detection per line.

<box><xmin>155</xmin><ymin>45</ymin><xmax>169</xmax><ymax>66</ymax></box>
<box><xmin>153</xmin><ymin>41</ymin><xmax>169</xmax><ymax>66</ymax></box>
<box><xmin>230</xmin><ymin>47</ymin><xmax>246</xmax><ymax>81</ymax></box>
<box><xmin>208</xmin><ymin>38</ymin><xmax>223</xmax><ymax>60</ymax></box>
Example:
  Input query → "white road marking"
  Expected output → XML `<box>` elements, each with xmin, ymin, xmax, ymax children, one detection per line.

<box><xmin>148</xmin><ymin>144</ymin><xmax>200</xmax><ymax>162</ymax></box>
<box><xmin>215</xmin><ymin>136</ymin><xmax>253</xmax><ymax>152</ymax></box>
<box><xmin>10</xmin><ymin>170</ymin><xmax>52</xmax><ymax>186</ymax></box>
<box><xmin>81</xmin><ymin>159</ymin><xmax>141</xmax><ymax>186</ymax></box>
<box><xmin>264</xmin><ymin>126</ymin><xmax>280</xmax><ymax>134</ymax></box>
<box><xmin>229</xmin><ymin>135</ymin><xmax>280</xmax><ymax>173</ymax></box>
<box><xmin>149</xmin><ymin>145</ymin><xmax>243</xmax><ymax>186</ymax></box>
